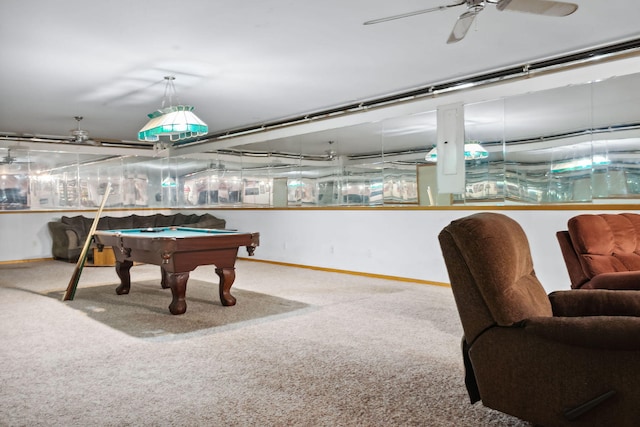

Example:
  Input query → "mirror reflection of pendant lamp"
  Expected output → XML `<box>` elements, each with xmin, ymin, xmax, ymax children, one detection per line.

<box><xmin>138</xmin><ymin>76</ymin><xmax>208</xmax><ymax>142</ymax></box>
<box><xmin>425</xmin><ymin>143</ymin><xmax>489</xmax><ymax>162</ymax></box>
<box><xmin>161</xmin><ymin>176</ymin><xmax>176</xmax><ymax>188</ymax></box>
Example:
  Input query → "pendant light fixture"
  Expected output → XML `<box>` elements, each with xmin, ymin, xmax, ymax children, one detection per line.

<box><xmin>138</xmin><ymin>76</ymin><xmax>208</xmax><ymax>142</ymax></box>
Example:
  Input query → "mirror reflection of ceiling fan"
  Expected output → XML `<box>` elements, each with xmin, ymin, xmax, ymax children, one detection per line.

<box><xmin>69</xmin><ymin>116</ymin><xmax>101</xmax><ymax>145</ymax></box>
<box><xmin>0</xmin><ymin>149</ymin><xmax>19</xmax><ymax>165</ymax></box>
<box><xmin>364</xmin><ymin>0</ymin><xmax>578</xmax><ymax>44</ymax></box>
<box><xmin>0</xmin><ymin>148</ymin><xmax>32</xmax><ymax>170</ymax></box>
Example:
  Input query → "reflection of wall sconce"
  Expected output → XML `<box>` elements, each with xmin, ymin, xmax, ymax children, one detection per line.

<box><xmin>425</xmin><ymin>143</ymin><xmax>489</xmax><ymax>162</ymax></box>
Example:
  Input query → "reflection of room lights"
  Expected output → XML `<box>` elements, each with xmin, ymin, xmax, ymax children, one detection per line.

<box><xmin>425</xmin><ymin>143</ymin><xmax>489</xmax><ymax>162</ymax></box>
<box><xmin>551</xmin><ymin>155</ymin><xmax>610</xmax><ymax>173</ymax></box>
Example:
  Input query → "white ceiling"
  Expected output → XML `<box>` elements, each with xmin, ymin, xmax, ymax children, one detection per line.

<box><xmin>1</xmin><ymin>0</ymin><xmax>640</xmax><ymax>145</ymax></box>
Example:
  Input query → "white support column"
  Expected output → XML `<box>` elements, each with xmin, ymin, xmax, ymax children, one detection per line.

<box><xmin>436</xmin><ymin>103</ymin><xmax>465</xmax><ymax>194</ymax></box>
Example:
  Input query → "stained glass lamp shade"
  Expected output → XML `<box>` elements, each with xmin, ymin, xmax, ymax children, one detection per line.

<box><xmin>138</xmin><ymin>76</ymin><xmax>208</xmax><ymax>142</ymax></box>
<box><xmin>138</xmin><ymin>105</ymin><xmax>208</xmax><ymax>142</ymax></box>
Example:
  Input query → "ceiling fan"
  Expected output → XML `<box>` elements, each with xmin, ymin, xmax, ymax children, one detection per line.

<box><xmin>69</xmin><ymin>116</ymin><xmax>101</xmax><ymax>145</ymax></box>
<box><xmin>364</xmin><ymin>0</ymin><xmax>578</xmax><ymax>44</ymax></box>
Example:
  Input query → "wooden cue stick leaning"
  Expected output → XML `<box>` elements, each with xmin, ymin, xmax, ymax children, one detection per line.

<box><xmin>62</xmin><ymin>182</ymin><xmax>112</xmax><ymax>301</ymax></box>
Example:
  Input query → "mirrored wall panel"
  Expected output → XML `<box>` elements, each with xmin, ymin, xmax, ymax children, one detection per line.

<box><xmin>1</xmin><ymin>72</ymin><xmax>638</xmax><ymax>210</ymax></box>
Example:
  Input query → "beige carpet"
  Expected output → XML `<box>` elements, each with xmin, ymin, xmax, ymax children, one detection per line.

<box><xmin>0</xmin><ymin>260</ymin><xmax>531</xmax><ymax>427</ymax></box>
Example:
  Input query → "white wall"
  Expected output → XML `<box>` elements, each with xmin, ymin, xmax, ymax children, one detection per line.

<box><xmin>1</xmin><ymin>212</ymin><xmax>55</xmax><ymax>262</ymax></box>
<box><xmin>214</xmin><ymin>208</ymin><xmax>626</xmax><ymax>292</ymax></box>
<box><xmin>2</xmin><ymin>208</ymin><xmax>631</xmax><ymax>293</ymax></box>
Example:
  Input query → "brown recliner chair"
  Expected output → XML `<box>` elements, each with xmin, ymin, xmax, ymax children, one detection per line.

<box><xmin>438</xmin><ymin>212</ymin><xmax>640</xmax><ymax>427</ymax></box>
<box><xmin>556</xmin><ymin>213</ymin><xmax>640</xmax><ymax>290</ymax></box>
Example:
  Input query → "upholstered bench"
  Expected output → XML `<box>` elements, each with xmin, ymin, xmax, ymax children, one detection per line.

<box><xmin>556</xmin><ymin>213</ymin><xmax>640</xmax><ymax>289</ymax></box>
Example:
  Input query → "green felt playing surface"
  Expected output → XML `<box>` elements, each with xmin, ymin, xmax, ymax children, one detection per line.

<box><xmin>101</xmin><ymin>227</ymin><xmax>240</xmax><ymax>238</ymax></box>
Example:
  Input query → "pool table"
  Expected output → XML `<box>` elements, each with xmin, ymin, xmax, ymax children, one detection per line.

<box><xmin>93</xmin><ymin>227</ymin><xmax>260</xmax><ymax>315</ymax></box>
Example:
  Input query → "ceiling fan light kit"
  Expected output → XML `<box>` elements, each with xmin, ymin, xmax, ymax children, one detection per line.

<box><xmin>138</xmin><ymin>76</ymin><xmax>208</xmax><ymax>143</ymax></box>
<box><xmin>365</xmin><ymin>0</ymin><xmax>578</xmax><ymax>43</ymax></box>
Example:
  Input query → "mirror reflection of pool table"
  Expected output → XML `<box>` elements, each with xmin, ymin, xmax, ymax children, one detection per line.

<box><xmin>93</xmin><ymin>227</ymin><xmax>260</xmax><ymax>315</ymax></box>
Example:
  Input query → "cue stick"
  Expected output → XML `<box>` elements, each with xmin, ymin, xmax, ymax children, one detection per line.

<box><xmin>62</xmin><ymin>182</ymin><xmax>112</xmax><ymax>301</ymax></box>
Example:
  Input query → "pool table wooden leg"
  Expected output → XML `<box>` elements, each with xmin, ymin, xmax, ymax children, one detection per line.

<box><xmin>216</xmin><ymin>267</ymin><xmax>237</xmax><ymax>306</ymax></box>
<box><xmin>115</xmin><ymin>260</ymin><xmax>133</xmax><ymax>295</ymax></box>
<box><xmin>160</xmin><ymin>267</ymin><xmax>170</xmax><ymax>289</ymax></box>
<box><xmin>166</xmin><ymin>271</ymin><xmax>190</xmax><ymax>315</ymax></box>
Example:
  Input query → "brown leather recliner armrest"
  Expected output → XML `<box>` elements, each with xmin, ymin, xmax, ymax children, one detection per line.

<box><xmin>549</xmin><ymin>289</ymin><xmax>640</xmax><ymax>317</ymax></box>
<box><xmin>521</xmin><ymin>315</ymin><xmax>640</xmax><ymax>351</ymax></box>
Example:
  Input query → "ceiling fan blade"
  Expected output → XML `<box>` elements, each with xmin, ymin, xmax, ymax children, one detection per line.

<box><xmin>364</xmin><ymin>1</ymin><xmax>465</xmax><ymax>25</ymax></box>
<box><xmin>496</xmin><ymin>0</ymin><xmax>578</xmax><ymax>16</ymax></box>
<box><xmin>447</xmin><ymin>10</ymin><xmax>479</xmax><ymax>44</ymax></box>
